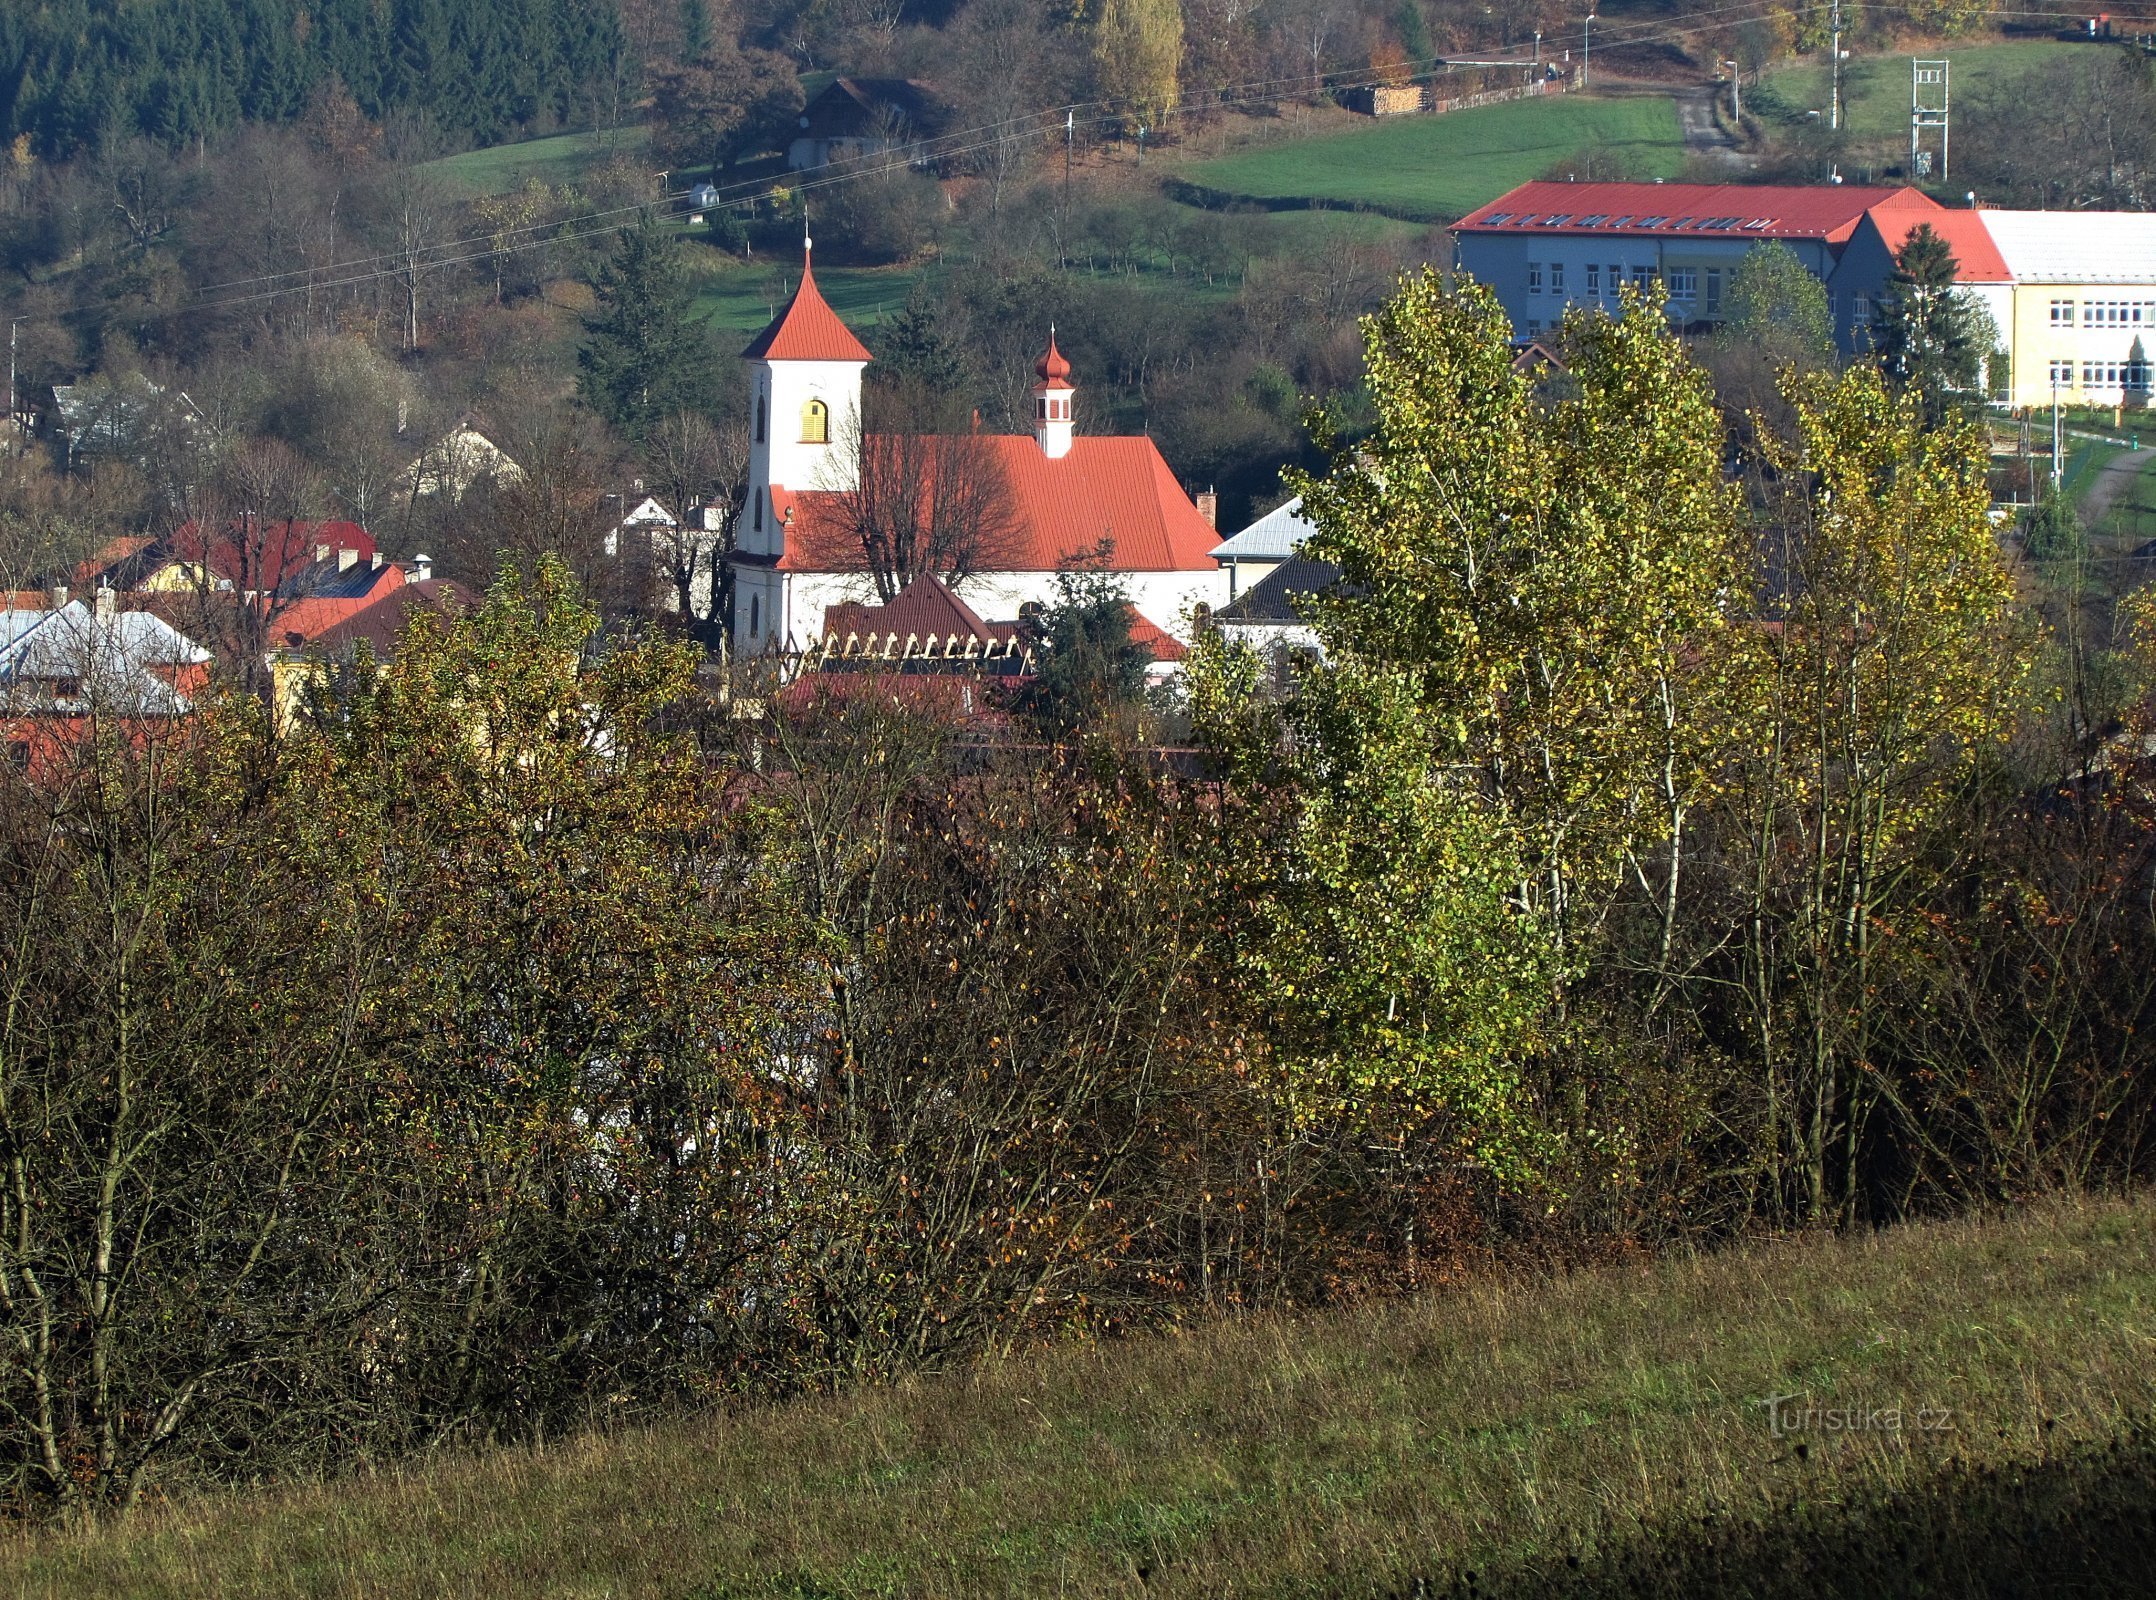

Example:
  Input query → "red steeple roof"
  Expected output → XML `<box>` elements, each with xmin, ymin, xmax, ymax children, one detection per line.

<box><xmin>1035</xmin><ymin>331</ymin><xmax>1073</xmax><ymax>389</ymax></box>
<box><xmin>740</xmin><ymin>246</ymin><xmax>873</xmax><ymax>363</ymax></box>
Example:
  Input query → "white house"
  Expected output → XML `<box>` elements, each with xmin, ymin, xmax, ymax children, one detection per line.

<box><xmin>1211</xmin><ymin>494</ymin><xmax>1317</xmax><ymax>602</ymax></box>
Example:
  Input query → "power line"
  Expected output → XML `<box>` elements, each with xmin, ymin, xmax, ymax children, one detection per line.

<box><xmin>13</xmin><ymin>0</ymin><xmax>2101</xmax><ymax>330</ymax></box>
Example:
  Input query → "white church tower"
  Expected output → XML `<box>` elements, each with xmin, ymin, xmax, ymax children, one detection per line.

<box><xmin>731</xmin><ymin>235</ymin><xmax>870</xmax><ymax>652</ymax></box>
<box><xmin>1032</xmin><ymin>329</ymin><xmax>1074</xmax><ymax>459</ymax></box>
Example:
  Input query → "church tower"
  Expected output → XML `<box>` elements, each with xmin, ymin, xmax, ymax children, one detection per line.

<box><xmin>732</xmin><ymin>236</ymin><xmax>871</xmax><ymax>650</ymax></box>
<box><xmin>1032</xmin><ymin>330</ymin><xmax>1074</xmax><ymax>460</ymax></box>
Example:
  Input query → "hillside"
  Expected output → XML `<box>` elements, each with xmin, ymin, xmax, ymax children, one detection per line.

<box><xmin>7</xmin><ymin>1195</ymin><xmax>2152</xmax><ymax>1599</ymax></box>
<box><xmin>1174</xmin><ymin>92</ymin><xmax>1689</xmax><ymax>222</ymax></box>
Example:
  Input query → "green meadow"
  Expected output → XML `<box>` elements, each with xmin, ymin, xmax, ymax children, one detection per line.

<box><xmin>1179</xmin><ymin>92</ymin><xmax>1689</xmax><ymax>222</ymax></box>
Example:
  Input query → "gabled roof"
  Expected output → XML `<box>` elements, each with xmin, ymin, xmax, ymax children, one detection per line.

<box><xmin>1976</xmin><ymin>210</ymin><xmax>2156</xmax><ymax>284</ymax></box>
<box><xmin>1456</xmin><ymin>181</ymin><xmax>1937</xmax><ymax>244</ymax></box>
<box><xmin>771</xmin><ymin>433</ymin><xmax>1221</xmax><ymax>575</ymax></box>
<box><xmin>741</xmin><ymin>251</ymin><xmax>874</xmax><ymax>363</ymax></box>
<box><xmin>304</xmin><ymin>578</ymin><xmax>472</xmax><ymax>657</ymax></box>
<box><xmin>1854</xmin><ymin>207</ymin><xmax>2012</xmax><ymax>281</ymax></box>
<box><xmin>0</xmin><ymin>602</ymin><xmax>211</xmax><ymax>715</ymax></box>
<box><xmin>1211</xmin><ymin>495</ymin><xmax>1314</xmax><ymax>563</ymax></box>
<box><xmin>154</xmin><ymin>519</ymin><xmax>380</xmax><ymax>595</ymax></box>
<box><xmin>799</xmin><ymin>78</ymin><xmax>946</xmax><ymax>143</ymax></box>
<box><xmin>1125</xmin><ymin>606</ymin><xmax>1187</xmax><ymax>663</ymax></box>
<box><xmin>820</xmin><ymin>574</ymin><xmax>1013</xmax><ymax>645</ymax></box>
<box><xmin>1214</xmin><ymin>554</ymin><xmax>1343</xmax><ymax>625</ymax></box>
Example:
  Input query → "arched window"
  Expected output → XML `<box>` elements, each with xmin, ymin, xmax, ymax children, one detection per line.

<box><xmin>801</xmin><ymin>398</ymin><xmax>829</xmax><ymax>443</ymax></box>
<box><xmin>755</xmin><ymin>394</ymin><xmax>767</xmax><ymax>443</ymax></box>
<box><xmin>749</xmin><ymin>595</ymin><xmax>761</xmax><ymax>638</ymax></box>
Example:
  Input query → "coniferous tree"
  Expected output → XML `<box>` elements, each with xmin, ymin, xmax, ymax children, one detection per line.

<box><xmin>577</xmin><ymin>215</ymin><xmax>717</xmax><ymax>442</ymax></box>
<box><xmin>1872</xmin><ymin>223</ymin><xmax>1985</xmax><ymax>425</ymax></box>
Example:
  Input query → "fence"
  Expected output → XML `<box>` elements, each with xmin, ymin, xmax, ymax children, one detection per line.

<box><xmin>1351</xmin><ymin>71</ymin><xmax>1578</xmax><ymax>118</ymax></box>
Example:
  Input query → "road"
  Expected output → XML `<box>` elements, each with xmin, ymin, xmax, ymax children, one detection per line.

<box><xmin>1672</xmin><ymin>85</ymin><xmax>1748</xmax><ymax>169</ymax></box>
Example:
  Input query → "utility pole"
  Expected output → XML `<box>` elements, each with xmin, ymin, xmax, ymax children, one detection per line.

<box><xmin>1583</xmin><ymin>14</ymin><xmax>1596</xmax><ymax>88</ymax></box>
<box><xmin>2053</xmin><ymin>371</ymin><xmax>2064</xmax><ymax>493</ymax></box>
<box><xmin>1830</xmin><ymin>0</ymin><xmax>1843</xmax><ymax>131</ymax></box>
<box><xmin>5</xmin><ymin>318</ymin><xmax>16</xmax><ymax>460</ymax></box>
<box><xmin>1064</xmin><ymin>108</ymin><xmax>1074</xmax><ymax>207</ymax></box>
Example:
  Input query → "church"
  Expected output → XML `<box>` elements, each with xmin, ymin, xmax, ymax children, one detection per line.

<box><xmin>727</xmin><ymin>244</ymin><xmax>1227</xmax><ymax>656</ymax></box>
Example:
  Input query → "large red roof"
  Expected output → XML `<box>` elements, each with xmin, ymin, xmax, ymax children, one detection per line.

<box><xmin>1856</xmin><ymin>207</ymin><xmax>2012</xmax><ymax>281</ymax></box>
<box><xmin>165</xmin><ymin>518</ymin><xmax>378</xmax><ymax>591</ymax></box>
<box><xmin>768</xmin><ymin>433</ymin><xmax>1219</xmax><ymax>575</ymax></box>
<box><xmin>740</xmin><ymin>252</ymin><xmax>873</xmax><ymax>363</ymax></box>
<box><xmin>1456</xmin><ymin>181</ymin><xmax>1940</xmax><ymax>244</ymax></box>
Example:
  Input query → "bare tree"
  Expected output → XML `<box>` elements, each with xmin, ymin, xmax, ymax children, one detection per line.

<box><xmin>644</xmin><ymin>410</ymin><xmax>749</xmax><ymax>628</ymax></box>
<box><xmin>809</xmin><ymin>404</ymin><xmax>1024</xmax><ymax>602</ymax></box>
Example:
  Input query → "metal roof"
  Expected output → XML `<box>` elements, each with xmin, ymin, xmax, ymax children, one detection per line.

<box><xmin>1975</xmin><ymin>210</ymin><xmax>2156</xmax><ymax>284</ymax></box>
<box><xmin>1210</xmin><ymin>495</ymin><xmax>1315</xmax><ymax>563</ymax></box>
<box><xmin>1456</xmin><ymin>181</ymin><xmax>1934</xmax><ymax>243</ymax></box>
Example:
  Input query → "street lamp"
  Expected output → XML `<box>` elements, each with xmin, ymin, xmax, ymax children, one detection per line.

<box><xmin>1721</xmin><ymin>59</ymin><xmax>1741</xmax><ymax>124</ymax></box>
<box><xmin>1583</xmin><ymin>14</ymin><xmax>1596</xmax><ymax>88</ymax></box>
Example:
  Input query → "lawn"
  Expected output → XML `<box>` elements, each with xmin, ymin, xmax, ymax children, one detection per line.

<box><xmin>4</xmin><ymin>1194</ymin><xmax>2151</xmax><ymax>1598</ymax></box>
<box><xmin>1178</xmin><ymin>92</ymin><xmax>1688</xmax><ymax>222</ymax></box>
<box><xmin>427</xmin><ymin>125</ymin><xmax>653</xmax><ymax>196</ymax></box>
<box><xmin>1755</xmin><ymin>40</ymin><xmax>2089</xmax><ymax>142</ymax></box>
<box><xmin>694</xmin><ymin>260</ymin><xmax>930</xmax><ymax>336</ymax></box>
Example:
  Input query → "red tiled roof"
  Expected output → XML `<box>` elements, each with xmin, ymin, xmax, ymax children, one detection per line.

<box><xmin>272</xmin><ymin>595</ymin><xmax>383</xmax><ymax>647</ymax></box>
<box><xmin>1857</xmin><ymin>206</ymin><xmax>2012</xmax><ymax>281</ymax></box>
<box><xmin>740</xmin><ymin>252</ymin><xmax>873</xmax><ymax>363</ymax></box>
<box><xmin>1125</xmin><ymin>606</ymin><xmax>1186</xmax><ymax>663</ymax></box>
<box><xmin>770</xmin><ymin>434</ymin><xmax>1220</xmax><ymax>575</ymax></box>
<box><xmin>820</xmin><ymin>574</ymin><xmax>1015</xmax><ymax>644</ymax></box>
<box><xmin>307</xmin><ymin>578</ymin><xmax>472</xmax><ymax>656</ymax></box>
<box><xmin>1455</xmin><ymin>181</ymin><xmax>1940</xmax><ymax>243</ymax></box>
<box><xmin>165</xmin><ymin>519</ymin><xmax>378</xmax><ymax>591</ymax></box>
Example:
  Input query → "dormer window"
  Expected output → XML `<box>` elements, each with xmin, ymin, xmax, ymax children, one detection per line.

<box><xmin>801</xmin><ymin>398</ymin><xmax>829</xmax><ymax>443</ymax></box>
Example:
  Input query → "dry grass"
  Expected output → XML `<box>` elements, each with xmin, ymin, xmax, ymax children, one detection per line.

<box><xmin>5</xmin><ymin>1195</ymin><xmax>2153</xmax><ymax>1598</ymax></box>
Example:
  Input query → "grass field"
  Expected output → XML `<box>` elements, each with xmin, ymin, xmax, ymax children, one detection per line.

<box><xmin>693</xmin><ymin>260</ymin><xmax>929</xmax><ymax>336</ymax></box>
<box><xmin>1755</xmin><ymin>40</ymin><xmax>2089</xmax><ymax>142</ymax></box>
<box><xmin>5</xmin><ymin>1194</ymin><xmax>2151</xmax><ymax>1599</ymax></box>
<box><xmin>1178</xmin><ymin>92</ymin><xmax>1688</xmax><ymax>222</ymax></box>
<box><xmin>427</xmin><ymin>125</ymin><xmax>652</xmax><ymax>196</ymax></box>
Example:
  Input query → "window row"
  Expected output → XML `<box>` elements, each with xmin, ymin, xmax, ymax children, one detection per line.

<box><xmin>2050</xmin><ymin>299</ymin><xmax>2156</xmax><ymax>327</ymax></box>
<box><xmin>2048</xmin><ymin>359</ymin><xmax>2153</xmax><ymax>387</ymax></box>
<box><xmin>1525</xmin><ymin>263</ymin><xmax>1725</xmax><ymax>311</ymax></box>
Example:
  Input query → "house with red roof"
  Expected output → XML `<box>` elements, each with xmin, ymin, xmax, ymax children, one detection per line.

<box><xmin>1453</xmin><ymin>180</ymin><xmax>1945</xmax><ymax>341</ymax></box>
<box><xmin>727</xmin><ymin>244</ymin><xmax>1227</xmax><ymax>657</ymax></box>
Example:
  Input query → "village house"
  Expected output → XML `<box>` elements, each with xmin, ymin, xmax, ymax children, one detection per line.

<box><xmin>1</xmin><ymin>590</ymin><xmax>212</xmax><ymax>775</ymax></box>
<box><xmin>787</xmin><ymin>78</ymin><xmax>947</xmax><ymax>171</ymax></box>
<box><xmin>726</xmin><ymin>245</ymin><xmax>1227</xmax><ymax>657</ymax></box>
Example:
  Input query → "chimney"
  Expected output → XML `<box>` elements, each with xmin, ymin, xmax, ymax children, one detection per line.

<box><xmin>315</xmin><ymin>541</ymin><xmax>332</xmax><ymax>564</ymax></box>
<box><xmin>93</xmin><ymin>586</ymin><xmax>116</xmax><ymax>622</ymax></box>
<box><xmin>371</xmin><ymin>551</ymin><xmax>384</xmax><ymax>570</ymax></box>
<box><xmin>47</xmin><ymin>584</ymin><xmax>69</xmax><ymax>610</ymax></box>
<box><xmin>412</xmin><ymin>553</ymin><xmax>434</xmax><ymax>583</ymax></box>
<box><xmin>338</xmin><ymin>546</ymin><xmax>360</xmax><ymax>571</ymax></box>
<box><xmin>1195</xmin><ymin>490</ymin><xmax>1218</xmax><ymax>529</ymax></box>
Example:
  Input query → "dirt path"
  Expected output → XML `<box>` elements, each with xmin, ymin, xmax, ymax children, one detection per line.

<box><xmin>1672</xmin><ymin>85</ymin><xmax>1749</xmax><ymax>168</ymax></box>
<box><xmin>2080</xmin><ymin>445</ymin><xmax>2153</xmax><ymax>527</ymax></box>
